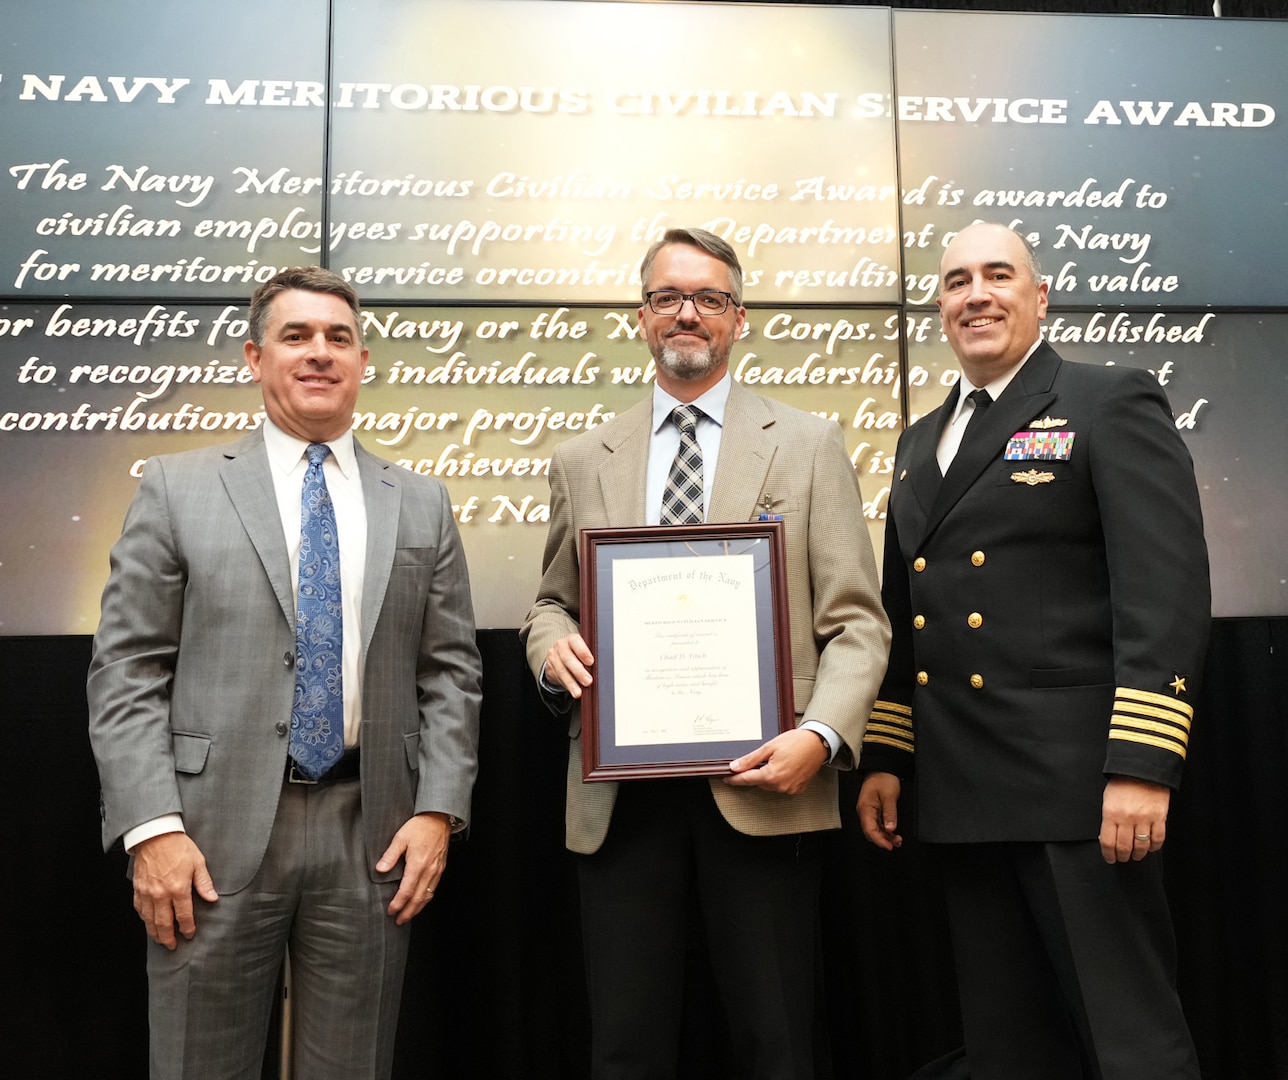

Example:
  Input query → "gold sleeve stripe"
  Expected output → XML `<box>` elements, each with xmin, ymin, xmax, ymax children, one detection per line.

<box><xmin>868</xmin><ymin>717</ymin><xmax>913</xmax><ymax>735</ymax></box>
<box><xmin>1115</xmin><ymin>687</ymin><xmax>1194</xmax><ymax>722</ymax></box>
<box><xmin>865</xmin><ymin>721</ymin><xmax>915</xmax><ymax>743</ymax></box>
<box><xmin>863</xmin><ymin>733</ymin><xmax>915</xmax><ymax>753</ymax></box>
<box><xmin>1108</xmin><ymin>729</ymin><xmax>1188</xmax><ymax>759</ymax></box>
<box><xmin>1111</xmin><ymin>716</ymin><xmax>1191</xmax><ymax>745</ymax></box>
<box><xmin>1113</xmin><ymin>702</ymin><xmax>1193</xmax><ymax>730</ymax></box>
<box><xmin>869</xmin><ymin>702</ymin><xmax>913</xmax><ymax>731</ymax></box>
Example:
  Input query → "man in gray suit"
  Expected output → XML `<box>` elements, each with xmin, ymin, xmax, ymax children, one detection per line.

<box><xmin>88</xmin><ymin>267</ymin><xmax>482</xmax><ymax>1079</ymax></box>
<box><xmin>521</xmin><ymin>228</ymin><xmax>889</xmax><ymax>1078</ymax></box>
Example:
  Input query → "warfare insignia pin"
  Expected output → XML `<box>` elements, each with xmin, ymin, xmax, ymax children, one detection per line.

<box><xmin>1010</xmin><ymin>469</ymin><xmax>1055</xmax><ymax>486</ymax></box>
<box><xmin>1029</xmin><ymin>416</ymin><xmax>1068</xmax><ymax>430</ymax></box>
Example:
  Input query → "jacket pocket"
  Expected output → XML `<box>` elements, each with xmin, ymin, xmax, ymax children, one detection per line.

<box><xmin>793</xmin><ymin>675</ymin><xmax>815</xmax><ymax>715</ymax></box>
<box><xmin>171</xmin><ymin>731</ymin><xmax>211</xmax><ymax>774</ymax></box>
<box><xmin>393</xmin><ymin>546</ymin><xmax>437</xmax><ymax>566</ymax></box>
<box><xmin>1030</xmin><ymin>667</ymin><xmax>1113</xmax><ymax>689</ymax></box>
<box><xmin>403</xmin><ymin>730</ymin><xmax>420</xmax><ymax>771</ymax></box>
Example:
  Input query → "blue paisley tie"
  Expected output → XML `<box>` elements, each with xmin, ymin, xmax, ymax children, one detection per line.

<box><xmin>290</xmin><ymin>443</ymin><xmax>345</xmax><ymax>779</ymax></box>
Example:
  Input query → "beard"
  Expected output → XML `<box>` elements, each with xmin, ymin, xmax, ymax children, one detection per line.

<box><xmin>653</xmin><ymin>330</ymin><xmax>729</xmax><ymax>384</ymax></box>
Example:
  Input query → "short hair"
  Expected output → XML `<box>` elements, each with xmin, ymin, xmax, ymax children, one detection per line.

<box><xmin>639</xmin><ymin>228</ymin><xmax>744</xmax><ymax>307</ymax></box>
<box><xmin>1013</xmin><ymin>229</ymin><xmax>1044</xmax><ymax>285</ymax></box>
<box><xmin>951</xmin><ymin>222</ymin><xmax>1044</xmax><ymax>285</ymax></box>
<box><xmin>247</xmin><ymin>267</ymin><xmax>364</xmax><ymax>345</ymax></box>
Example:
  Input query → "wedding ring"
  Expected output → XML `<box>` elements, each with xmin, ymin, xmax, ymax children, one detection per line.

<box><xmin>1135</xmin><ymin>833</ymin><xmax>1150</xmax><ymax>841</ymax></box>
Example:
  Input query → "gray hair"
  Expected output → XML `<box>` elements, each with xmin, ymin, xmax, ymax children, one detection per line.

<box><xmin>639</xmin><ymin>227</ymin><xmax>744</xmax><ymax>306</ymax></box>
<box><xmin>1013</xmin><ymin>229</ymin><xmax>1044</xmax><ymax>284</ymax></box>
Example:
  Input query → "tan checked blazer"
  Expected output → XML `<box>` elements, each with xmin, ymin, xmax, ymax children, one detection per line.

<box><xmin>522</xmin><ymin>382</ymin><xmax>890</xmax><ymax>853</ymax></box>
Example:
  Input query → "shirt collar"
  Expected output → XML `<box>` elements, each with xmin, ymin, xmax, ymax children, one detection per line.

<box><xmin>951</xmin><ymin>339</ymin><xmax>1042</xmax><ymax>422</ymax></box>
<box><xmin>262</xmin><ymin>417</ymin><xmax>358</xmax><ymax>478</ymax></box>
<box><xmin>651</xmin><ymin>371</ymin><xmax>732</xmax><ymax>435</ymax></box>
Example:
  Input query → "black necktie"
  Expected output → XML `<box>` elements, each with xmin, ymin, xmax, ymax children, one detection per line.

<box><xmin>941</xmin><ymin>388</ymin><xmax>994</xmax><ymax>476</ymax></box>
<box><xmin>965</xmin><ymin>387</ymin><xmax>992</xmax><ymax>424</ymax></box>
<box><xmin>959</xmin><ymin>388</ymin><xmax>993</xmax><ymax>441</ymax></box>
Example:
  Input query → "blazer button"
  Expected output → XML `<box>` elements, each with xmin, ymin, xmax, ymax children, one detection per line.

<box><xmin>275</xmin><ymin>721</ymin><xmax>288</xmax><ymax>735</ymax></box>
<box><xmin>968</xmin><ymin>612</ymin><xmax>983</xmax><ymax>629</ymax></box>
<box><xmin>913</xmin><ymin>615</ymin><xmax>925</xmax><ymax>629</ymax></box>
<box><xmin>284</xmin><ymin>651</ymin><xmax>294</xmax><ymax>667</ymax></box>
<box><xmin>917</xmin><ymin>671</ymin><xmax>929</xmax><ymax>685</ymax></box>
<box><xmin>970</xmin><ymin>674</ymin><xmax>984</xmax><ymax>689</ymax></box>
<box><xmin>913</xmin><ymin>557</ymin><xmax>927</xmax><ymax>572</ymax></box>
<box><xmin>971</xmin><ymin>551</ymin><xmax>986</xmax><ymax>567</ymax></box>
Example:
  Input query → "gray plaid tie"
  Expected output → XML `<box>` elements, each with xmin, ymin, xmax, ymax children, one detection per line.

<box><xmin>660</xmin><ymin>404</ymin><xmax>705</xmax><ymax>525</ymax></box>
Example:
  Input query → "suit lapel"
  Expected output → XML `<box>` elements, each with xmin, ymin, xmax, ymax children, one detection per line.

<box><xmin>921</xmin><ymin>344</ymin><xmax>1061</xmax><ymax>543</ymax></box>
<box><xmin>904</xmin><ymin>396</ymin><xmax>954</xmax><ymax>518</ymax></box>
<box><xmin>597</xmin><ymin>383</ymin><xmax>777</xmax><ymax>527</ymax></box>
<box><xmin>356</xmin><ymin>443</ymin><xmax>400</xmax><ymax>659</ymax></box>
<box><xmin>709</xmin><ymin>384</ymin><xmax>775</xmax><ymax>522</ymax></box>
<box><xmin>597</xmin><ymin>398</ymin><xmax>651</xmax><ymax>525</ymax></box>
<box><xmin>220</xmin><ymin>431</ymin><xmax>295</xmax><ymax>628</ymax></box>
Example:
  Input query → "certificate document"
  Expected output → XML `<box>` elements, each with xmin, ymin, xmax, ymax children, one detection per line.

<box><xmin>611</xmin><ymin>553</ymin><xmax>761</xmax><ymax>746</ymax></box>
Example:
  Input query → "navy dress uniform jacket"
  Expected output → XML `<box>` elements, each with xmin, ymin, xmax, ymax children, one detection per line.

<box><xmin>862</xmin><ymin>343</ymin><xmax>1210</xmax><ymax>842</ymax></box>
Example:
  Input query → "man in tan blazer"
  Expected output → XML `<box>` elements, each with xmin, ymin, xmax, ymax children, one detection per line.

<box><xmin>521</xmin><ymin>228</ymin><xmax>889</xmax><ymax>1079</ymax></box>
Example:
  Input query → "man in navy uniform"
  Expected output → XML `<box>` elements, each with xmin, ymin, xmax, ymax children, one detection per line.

<box><xmin>858</xmin><ymin>222</ymin><xmax>1209</xmax><ymax>1079</ymax></box>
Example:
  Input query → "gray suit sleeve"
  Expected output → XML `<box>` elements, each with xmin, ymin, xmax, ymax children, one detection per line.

<box><xmin>87</xmin><ymin>458</ymin><xmax>186</xmax><ymax>850</ymax></box>
<box><xmin>409</xmin><ymin>480</ymin><xmax>483</xmax><ymax>824</ymax></box>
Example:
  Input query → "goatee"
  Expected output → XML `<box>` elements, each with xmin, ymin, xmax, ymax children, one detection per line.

<box><xmin>657</xmin><ymin>340</ymin><xmax>723</xmax><ymax>383</ymax></box>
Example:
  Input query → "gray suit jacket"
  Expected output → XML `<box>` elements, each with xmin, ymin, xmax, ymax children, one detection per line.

<box><xmin>521</xmin><ymin>382</ymin><xmax>890</xmax><ymax>854</ymax></box>
<box><xmin>88</xmin><ymin>430</ymin><xmax>482</xmax><ymax>893</ymax></box>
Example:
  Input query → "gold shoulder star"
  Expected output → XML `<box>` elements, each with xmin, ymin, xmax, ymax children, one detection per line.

<box><xmin>1169</xmin><ymin>675</ymin><xmax>1187</xmax><ymax>696</ymax></box>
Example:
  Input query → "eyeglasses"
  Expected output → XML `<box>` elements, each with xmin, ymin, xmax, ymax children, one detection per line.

<box><xmin>644</xmin><ymin>290</ymin><xmax>736</xmax><ymax>316</ymax></box>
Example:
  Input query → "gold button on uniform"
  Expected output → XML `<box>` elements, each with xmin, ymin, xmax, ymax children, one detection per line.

<box><xmin>917</xmin><ymin>671</ymin><xmax>929</xmax><ymax>686</ymax></box>
<box><xmin>971</xmin><ymin>551</ymin><xmax>985</xmax><ymax>566</ymax></box>
<box><xmin>968</xmin><ymin>612</ymin><xmax>983</xmax><ymax>629</ymax></box>
<box><xmin>913</xmin><ymin>615</ymin><xmax>925</xmax><ymax>629</ymax></box>
<box><xmin>970</xmin><ymin>674</ymin><xmax>984</xmax><ymax>689</ymax></box>
<box><xmin>914</xmin><ymin>557</ymin><xmax>927</xmax><ymax>572</ymax></box>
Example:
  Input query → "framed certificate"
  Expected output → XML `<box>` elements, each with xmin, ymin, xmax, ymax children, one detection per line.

<box><xmin>578</xmin><ymin>520</ymin><xmax>794</xmax><ymax>781</ymax></box>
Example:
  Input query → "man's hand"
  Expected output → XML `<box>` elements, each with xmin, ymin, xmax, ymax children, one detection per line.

<box><xmin>543</xmin><ymin>633</ymin><xmax>595</xmax><ymax>699</ymax></box>
<box><xmin>857</xmin><ymin>772</ymin><xmax>903</xmax><ymax>851</ymax></box>
<box><xmin>1100</xmin><ymin>775</ymin><xmax>1171</xmax><ymax>864</ymax></box>
<box><xmin>378</xmin><ymin>812</ymin><xmax>452</xmax><ymax>925</ymax></box>
<box><xmin>132</xmin><ymin>832</ymin><xmax>219</xmax><ymax>949</ymax></box>
<box><xmin>723</xmin><ymin>728</ymin><xmax>828</xmax><ymax>795</ymax></box>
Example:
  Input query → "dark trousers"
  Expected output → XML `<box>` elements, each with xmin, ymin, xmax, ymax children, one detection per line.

<box><xmin>934</xmin><ymin>840</ymin><xmax>1199</xmax><ymax>1080</ymax></box>
<box><xmin>578</xmin><ymin>778</ymin><xmax>822</xmax><ymax>1080</ymax></box>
